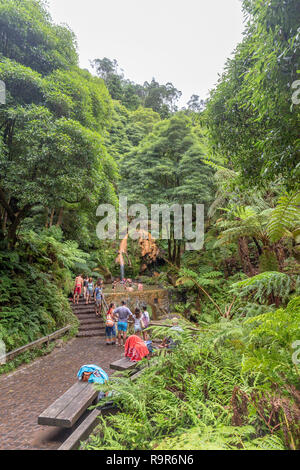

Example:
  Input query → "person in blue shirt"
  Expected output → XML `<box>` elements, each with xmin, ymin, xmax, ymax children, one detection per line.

<box><xmin>94</xmin><ymin>284</ymin><xmax>103</xmax><ymax>316</ymax></box>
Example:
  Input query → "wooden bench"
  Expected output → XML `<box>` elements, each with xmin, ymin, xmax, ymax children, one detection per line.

<box><xmin>57</xmin><ymin>367</ymin><xmax>151</xmax><ymax>450</ymax></box>
<box><xmin>38</xmin><ymin>381</ymin><xmax>99</xmax><ymax>428</ymax></box>
<box><xmin>110</xmin><ymin>357</ymin><xmax>139</xmax><ymax>371</ymax></box>
<box><xmin>39</xmin><ymin>357</ymin><xmax>155</xmax><ymax>449</ymax></box>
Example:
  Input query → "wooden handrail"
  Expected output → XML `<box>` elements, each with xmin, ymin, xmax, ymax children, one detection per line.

<box><xmin>0</xmin><ymin>325</ymin><xmax>72</xmax><ymax>363</ymax></box>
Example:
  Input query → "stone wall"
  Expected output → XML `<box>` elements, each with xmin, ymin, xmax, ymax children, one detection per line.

<box><xmin>103</xmin><ymin>289</ymin><xmax>169</xmax><ymax>320</ymax></box>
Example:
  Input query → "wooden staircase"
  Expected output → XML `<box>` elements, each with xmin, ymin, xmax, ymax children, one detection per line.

<box><xmin>70</xmin><ymin>298</ymin><xmax>105</xmax><ymax>338</ymax></box>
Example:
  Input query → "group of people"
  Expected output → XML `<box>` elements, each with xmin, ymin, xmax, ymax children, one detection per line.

<box><xmin>105</xmin><ymin>301</ymin><xmax>150</xmax><ymax>346</ymax></box>
<box><xmin>104</xmin><ymin>300</ymin><xmax>182</xmax><ymax>362</ymax></box>
<box><xmin>112</xmin><ymin>278</ymin><xmax>143</xmax><ymax>292</ymax></box>
<box><xmin>72</xmin><ymin>274</ymin><xmax>182</xmax><ymax>364</ymax></box>
<box><xmin>73</xmin><ymin>274</ymin><xmax>104</xmax><ymax>315</ymax></box>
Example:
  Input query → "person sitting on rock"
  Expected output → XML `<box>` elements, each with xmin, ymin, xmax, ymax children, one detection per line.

<box><xmin>158</xmin><ymin>318</ymin><xmax>183</xmax><ymax>349</ymax></box>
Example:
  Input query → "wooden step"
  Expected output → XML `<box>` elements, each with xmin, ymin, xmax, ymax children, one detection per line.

<box><xmin>79</xmin><ymin>318</ymin><xmax>104</xmax><ymax>325</ymax></box>
<box><xmin>76</xmin><ymin>313</ymin><xmax>101</xmax><ymax>321</ymax></box>
<box><xmin>76</xmin><ymin>330</ymin><xmax>105</xmax><ymax>338</ymax></box>
<box><xmin>79</xmin><ymin>324</ymin><xmax>105</xmax><ymax>332</ymax></box>
<box><xmin>69</xmin><ymin>299</ymin><xmax>95</xmax><ymax>305</ymax></box>
<box><xmin>72</xmin><ymin>304</ymin><xmax>96</xmax><ymax>310</ymax></box>
<box><xmin>71</xmin><ymin>306</ymin><xmax>96</xmax><ymax>312</ymax></box>
<box><xmin>74</xmin><ymin>310</ymin><xmax>99</xmax><ymax>316</ymax></box>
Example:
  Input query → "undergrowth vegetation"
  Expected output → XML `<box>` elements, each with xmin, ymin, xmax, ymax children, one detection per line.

<box><xmin>0</xmin><ymin>0</ymin><xmax>299</xmax><ymax>451</ymax></box>
<box><xmin>0</xmin><ymin>228</ymin><xmax>85</xmax><ymax>354</ymax></box>
<box><xmin>85</xmin><ymin>299</ymin><xmax>300</xmax><ymax>450</ymax></box>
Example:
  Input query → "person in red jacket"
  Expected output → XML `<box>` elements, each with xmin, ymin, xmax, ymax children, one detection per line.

<box><xmin>124</xmin><ymin>335</ymin><xmax>149</xmax><ymax>362</ymax></box>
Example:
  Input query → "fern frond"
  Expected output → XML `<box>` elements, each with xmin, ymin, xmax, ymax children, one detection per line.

<box><xmin>268</xmin><ymin>191</ymin><xmax>300</xmax><ymax>243</ymax></box>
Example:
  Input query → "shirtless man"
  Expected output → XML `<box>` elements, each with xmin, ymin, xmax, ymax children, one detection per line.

<box><xmin>73</xmin><ymin>274</ymin><xmax>83</xmax><ymax>304</ymax></box>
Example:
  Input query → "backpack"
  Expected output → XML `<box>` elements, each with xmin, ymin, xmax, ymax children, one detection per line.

<box><xmin>106</xmin><ymin>313</ymin><xmax>114</xmax><ymax>327</ymax></box>
<box><xmin>82</xmin><ymin>371</ymin><xmax>93</xmax><ymax>382</ymax></box>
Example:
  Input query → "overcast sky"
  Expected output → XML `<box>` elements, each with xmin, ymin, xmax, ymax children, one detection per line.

<box><xmin>46</xmin><ymin>0</ymin><xmax>246</xmax><ymax>107</ymax></box>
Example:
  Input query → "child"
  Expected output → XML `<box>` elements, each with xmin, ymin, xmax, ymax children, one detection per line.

<box><xmin>133</xmin><ymin>308</ymin><xmax>144</xmax><ymax>336</ymax></box>
<box><xmin>141</xmin><ymin>306</ymin><xmax>150</xmax><ymax>340</ymax></box>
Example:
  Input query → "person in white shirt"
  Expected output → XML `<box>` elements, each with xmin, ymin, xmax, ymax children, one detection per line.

<box><xmin>141</xmin><ymin>306</ymin><xmax>150</xmax><ymax>340</ymax></box>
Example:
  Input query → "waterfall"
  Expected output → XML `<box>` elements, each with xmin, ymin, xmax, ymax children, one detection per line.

<box><xmin>120</xmin><ymin>263</ymin><xmax>125</xmax><ymax>281</ymax></box>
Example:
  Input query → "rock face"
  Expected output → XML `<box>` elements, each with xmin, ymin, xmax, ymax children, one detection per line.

<box><xmin>104</xmin><ymin>288</ymin><xmax>169</xmax><ymax>320</ymax></box>
<box><xmin>115</xmin><ymin>230</ymin><xmax>160</xmax><ymax>275</ymax></box>
<box><xmin>138</xmin><ymin>231</ymin><xmax>160</xmax><ymax>265</ymax></box>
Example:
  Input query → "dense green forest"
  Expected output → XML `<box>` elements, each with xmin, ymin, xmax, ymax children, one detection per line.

<box><xmin>0</xmin><ymin>0</ymin><xmax>299</xmax><ymax>450</ymax></box>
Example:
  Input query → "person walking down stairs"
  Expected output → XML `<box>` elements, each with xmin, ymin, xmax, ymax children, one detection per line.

<box><xmin>73</xmin><ymin>274</ymin><xmax>83</xmax><ymax>305</ymax></box>
<box><xmin>86</xmin><ymin>277</ymin><xmax>94</xmax><ymax>305</ymax></box>
<box><xmin>83</xmin><ymin>275</ymin><xmax>89</xmax><ymax>300</ymax></box>
<box><xmin>94</xmin><ymin>283</ymin><xmax>103</xmax><ymax>317</ymax></box>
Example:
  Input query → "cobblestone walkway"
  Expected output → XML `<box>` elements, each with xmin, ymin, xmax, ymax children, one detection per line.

<box><xmin>0</xmin><ymin>337</ymin><xmax>123</xmax><ymax>450</ymax></box>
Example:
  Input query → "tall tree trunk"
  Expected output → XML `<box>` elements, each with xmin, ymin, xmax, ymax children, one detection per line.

<box><xmin>7</xmin><ymin>205</ymin><xmax>31</xmax><ymax>248</ymax></box>
<box><xmin>172</xmin><ymin>239</ymin><xmax>176</xmax><ymax>263</ymax></box>
<box><xmin>56</xmin><ymin>207</ymin><xmax>64</xmax><ymax>227</ymax></box>
<box><xmin>49</xmin><ymin>208</ymin><xmax>55</xmax><ymax>227</ymax></box>
<box><xmin>176</xmin><ymin>239</ymin><xmax>181</xmax><ymax>267</ymax></box>
<box><xmin>168</xmin><ymin>239</ymin><xmax>172</xmax><ymax>261</ymax></box>
<box><xmin>2</xmin><ymin>208</ymin><xmax>7</xmax><ymax>233</ymax></box>
<box><xmin>238</xmin><ymin>237</ymin><xmax>255</xmax><ymax>276</ymax></box>
<box><xmin>253</xmin><ymin>237</ymin><xmax>262</xmax><ymax>256</ymax></box>
<box><xmin>0</xmin><ymin>188</ymin><xmax>32</xmax><ymax>248</ymax></box>
<box><xmin>274</xmin><ymin>243</ymin><xmax>285</xmax><ymax>271</ymax></box>
<box><xmin>45</xmin><ymin>207</ymin><xmax>49</xmax><ymax>228</ymax></box>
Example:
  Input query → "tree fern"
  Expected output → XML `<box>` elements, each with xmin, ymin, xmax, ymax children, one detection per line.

<box><xmin>267</xmin><ymin>191</ymin><xmax>300</xmax><ymax>243</ymax></box>
<box><xmin>231</xmin><ymin>271</ymin><xmax>299</xmax><ymax>305</ymax></box>
<box><xmin>215</xmin><ymin>205</ymin><xmax>272</xmax><ymax>246</ymax></box>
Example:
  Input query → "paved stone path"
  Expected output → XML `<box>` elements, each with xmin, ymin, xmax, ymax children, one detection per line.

<box><xmin>0</xmin><ymin>337</ymin><xmax>123</xmax><ymax>450</ymax></box>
